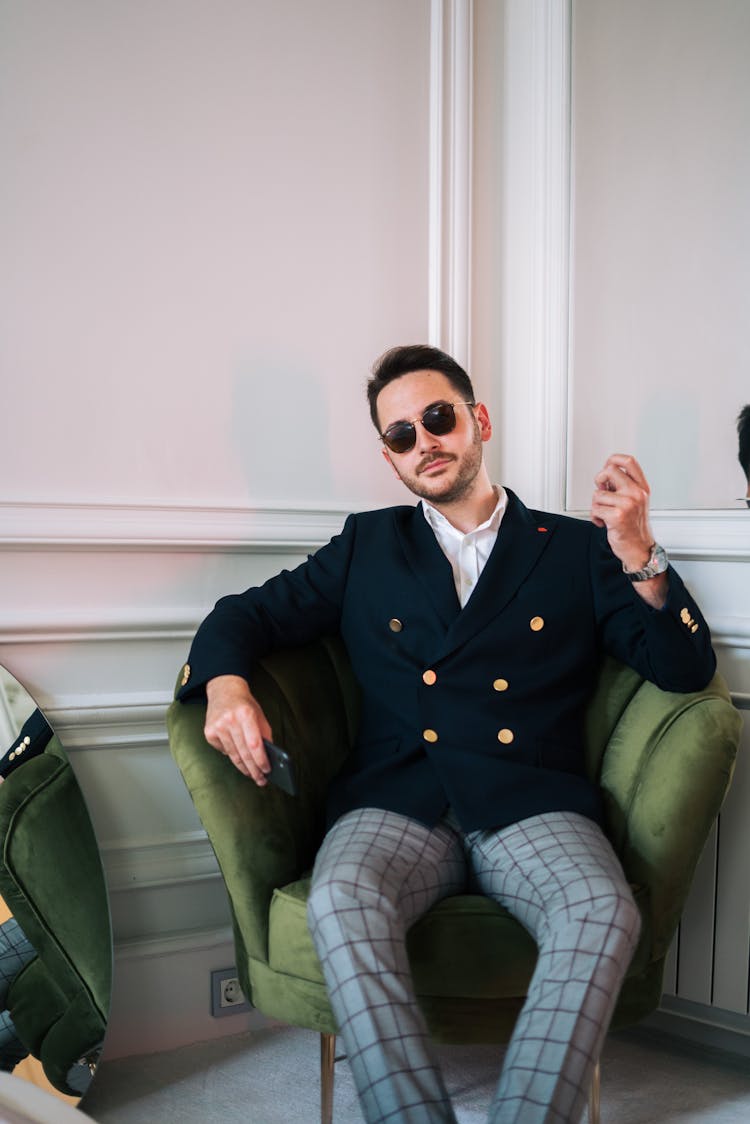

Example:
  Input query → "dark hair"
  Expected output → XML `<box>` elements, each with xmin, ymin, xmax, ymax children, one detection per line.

<box><xmin>738</xmin><ymin>405</ymin><xmax>750</xmax><ymax>481</ymax></box>
<box><xmin>366</xmin><ymin>345</ymin><xmax>475</xmax><ymax>431</ymax></box>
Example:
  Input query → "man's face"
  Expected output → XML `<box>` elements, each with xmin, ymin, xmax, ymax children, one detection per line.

<box><xmin>376</xmin><ymin>369</ymin><xmax>491</xmax><ymax>505</ymax></box>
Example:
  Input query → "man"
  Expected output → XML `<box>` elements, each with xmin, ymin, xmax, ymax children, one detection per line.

<box><xmin>738</xmin><ymin>404</ymin><xmax>750</xmax><ymax>503</ymax></box>
<box><xmin>178</xmin><ymin>346</ymin><xmax>715</xmax><ymax>1123</ymax></box>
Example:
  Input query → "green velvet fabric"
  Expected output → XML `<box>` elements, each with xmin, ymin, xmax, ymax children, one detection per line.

<box><xmin>167</xmin><ymin>638</ymin><xmax>742</xmax><ymax>1045</ymax></box>
<box><xmin>0</xmin><ymin>735</ymin><xmax>112</xmax><ymax>1094</ymax></box>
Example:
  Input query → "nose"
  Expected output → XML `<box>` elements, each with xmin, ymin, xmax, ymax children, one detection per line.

<box><xmin>415</xmin><ymin>418</ymin><xmax>442</xmax><ymax>452</ymax></box>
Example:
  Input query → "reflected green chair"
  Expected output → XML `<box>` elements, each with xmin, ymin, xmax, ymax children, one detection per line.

<box><xmin>167</xmin><ymin>637</ymin><xmax>741</xmax><ymax>1124</ymax></box>
<box><xmin>0</xmin><ymin>733</ymin><xmax>112</xmax><ymax>1095</ymax></box>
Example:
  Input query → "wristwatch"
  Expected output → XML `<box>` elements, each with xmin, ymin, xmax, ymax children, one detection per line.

<box><xmin>623</xmin><ymin>542</ymin><xmax>669</xmax><ymax>582</ymax></box>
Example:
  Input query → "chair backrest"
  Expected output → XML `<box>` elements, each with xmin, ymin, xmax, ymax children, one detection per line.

<box><xmin>0</xmin><ymin>736</ymin><xmax>112</xmax><ymax>1093</ymax></box>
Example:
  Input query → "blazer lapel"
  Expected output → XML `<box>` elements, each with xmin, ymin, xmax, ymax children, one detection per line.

<box><xmin>440</xmin><ymin>489</ymin><xmax>558</xmax><ymax>656</ymax></box>
<box><xmin>394</xmin><ymin>505</ymin><xmax>461</xmax><ymax>630</ymax></box>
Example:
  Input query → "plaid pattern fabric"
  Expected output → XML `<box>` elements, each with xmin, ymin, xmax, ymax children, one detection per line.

<box><xmin>308</xmin><ymin>808</ymin><xmax>640</xmax><ymax>1124</ymax></box>
<box><xmin>466</xmin><ymin>813</ymin><xmax>641</xmax><ymax>1122</ymax></box>
<box><xmin>0</xmin><ymin>917</ymin><xmax>35</xmax><ymax>1071</ymax></box>
<box><xmin>0</xmin><ymin>918</ymin><xmax>34</xmax><ymax>1004</ymax></box>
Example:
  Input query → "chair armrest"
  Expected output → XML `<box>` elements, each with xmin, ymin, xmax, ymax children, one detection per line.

<box><xmin>167</xmin><ymin>636</ymin><xmax>357</xmax><ymax>966</ymax></box>
<box><xmin>598</xmin><ymin>672</ymin><xmax>741</xmax><ymax>960</ymax></box>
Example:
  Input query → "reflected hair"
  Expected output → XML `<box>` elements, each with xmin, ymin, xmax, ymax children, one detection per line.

<box><xmin>366</xmin><ymin>345</ymin><xmax>475</xmax><ymax>432</ymax></box>
<box><xmin>738</xmin><ymin>405</ymin><xmax>750</xmax><ymax>481</ymax></box>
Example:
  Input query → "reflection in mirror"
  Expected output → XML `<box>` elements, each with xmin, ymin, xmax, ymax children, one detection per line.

<box><xmin>738</xmin><ymin>406</ymin><xmax>750</xmax><ymax>506</ymax></box>
<box><xmin>0</xmin><ymin>665</ymin><xmax>112</xmax><ymax>1108</ymax></box>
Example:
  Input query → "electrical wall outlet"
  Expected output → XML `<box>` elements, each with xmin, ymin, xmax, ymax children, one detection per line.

<box><xmin>210</xmin><ymin>968</ymin><xmax>252</xmax><ymax>1017</ymax></box>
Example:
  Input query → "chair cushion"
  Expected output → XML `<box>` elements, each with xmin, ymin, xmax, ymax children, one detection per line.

<box><xmin>270</xmin><ymin>877</ymin><xmax>539</xmax><ymax>999</ymax></box>
<box><xmin>269</xmin><ymin>875</ymin><xmax>653</xmax><ymax>1000</ymax></box>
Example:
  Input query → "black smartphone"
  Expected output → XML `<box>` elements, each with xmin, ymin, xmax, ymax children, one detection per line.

<box><xmin>263</xmin><ymin>738</ymin><xmax>298</xmax><ymax>796</ymax></box>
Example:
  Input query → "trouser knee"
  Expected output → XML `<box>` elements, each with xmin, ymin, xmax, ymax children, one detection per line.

<box><xmin>307</xmin><ymin>874</ymin><xmax>373</xmax><ymax>945</ymax></box>
<box><xmin>581</xmin><ymin>885</ymin><xmax>642</xmax><ymax>956</ymax></box>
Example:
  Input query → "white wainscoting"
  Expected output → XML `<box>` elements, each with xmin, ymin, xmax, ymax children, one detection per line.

<box><xmin>0</xmin><ymin>0</ymin><xmax>476</xmax><ymax>1059</ymax></box>
<box><xmin>0</xmin><ymin>504</ymin><xmax>351</xmax><ymax>1057</ymax></box>
<box><xmin>500</xmin><ymin>0</ymin><xmax>750</xmax><ymax>1055</ymax></box>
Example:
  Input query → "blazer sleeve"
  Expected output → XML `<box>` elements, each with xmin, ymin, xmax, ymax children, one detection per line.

<box><xmin>177</xmin><ymin>513</ymin><xmax>357</xmax><ymax>700</ymax></box>
<box><xmin>590</xmin><ymin>527</ymin><xmax>716</xmax><ymax>693</ymax></box>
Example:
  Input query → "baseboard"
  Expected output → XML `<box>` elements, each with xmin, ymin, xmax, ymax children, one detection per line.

<box><xmin>103</xmin><ymin>927</ymin><xmax>267</xmax><ymax>1060</ymax></box>
<box><xmin>639</xmin><ymin>996</ymin><xmax>750</xmax><ymax>1060</ymax></box>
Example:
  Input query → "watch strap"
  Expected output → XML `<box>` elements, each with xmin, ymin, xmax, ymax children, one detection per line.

<box><xmin>624</xmin><ymin>542</ymin><xmax>669</xmax><ymax>582</ymax></box>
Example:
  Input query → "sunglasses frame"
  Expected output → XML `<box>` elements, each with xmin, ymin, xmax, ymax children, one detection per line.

<box><xmin>379</xmin><ymin>400</ymin><xmax>476</xmax><ymax>455</ymax></box>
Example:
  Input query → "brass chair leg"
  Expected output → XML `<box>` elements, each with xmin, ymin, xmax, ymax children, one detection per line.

<box><xmin>588</xmin><ymin>1059</ymin><xmax>601</xmax><ymax>1124</ymax></box>
<box><xmin>320</xmin><ymin>1032</ymin><xmax>336</xmax><ymax>1124</ymax></box>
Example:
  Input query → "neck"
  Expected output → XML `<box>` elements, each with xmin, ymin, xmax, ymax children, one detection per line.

<box><xmin>429</xmin><ymin>471</ymin><xmax>497</xmax><ymax>534</ymax></box>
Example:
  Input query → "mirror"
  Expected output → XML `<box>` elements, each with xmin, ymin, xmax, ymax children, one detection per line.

<box><xmin>0</xmin><ymin>665</ymin><xmax>112</xmax><ymax>1108</ymax></box>
<box><xmin>568</xmin><ymin>0</ymin><xmax>750</xmax><ymax>510</ymax></box>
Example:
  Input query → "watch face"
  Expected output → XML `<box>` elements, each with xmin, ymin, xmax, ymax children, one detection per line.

<box><xmin>649</xmin><ymin>545</ymin><xmax>668</xmax><ymax>574</ymax></box>
<box><xmin>626</xmin><ymin>544</ymin><xmax>668</xmax><ymax>581</ymax></box>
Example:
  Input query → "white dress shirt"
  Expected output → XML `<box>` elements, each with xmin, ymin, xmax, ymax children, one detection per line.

<box><xmin>421</xmin><ymin>486</ymin><xmax>508</xmax><ymax>608</ymax></box>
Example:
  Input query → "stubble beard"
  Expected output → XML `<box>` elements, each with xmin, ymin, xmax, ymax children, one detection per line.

<box><xmin>398</xmin><ymin>422</ymin><xmax>484</xmax><ymax>506</ymax></box>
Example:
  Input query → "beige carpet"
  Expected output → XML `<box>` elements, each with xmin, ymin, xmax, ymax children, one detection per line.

<box><xmin>81</xmin><ymin>1023</ymin><xmax>750</xmax><ymax>1123</ymax></box>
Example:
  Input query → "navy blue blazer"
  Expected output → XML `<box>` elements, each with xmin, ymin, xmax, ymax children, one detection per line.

<box><xmin>178</xmin><ymin>490</ymin><xmax>716</xmax><ymax>832</ymax></box>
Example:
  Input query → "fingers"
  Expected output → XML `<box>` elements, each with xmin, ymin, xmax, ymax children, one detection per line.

<box><xmin>593</xmin><ymin>453</ymin><xmax>650</xmax><ymax>497</ymax></box>
<box><xmin>592</xmin><ymin>454</ymin><xmax>650</xmax><ymax>523</ymax></box>
<box><xmin>204</xmin><ymin>675</ymin><xmax>274</xmax><ymax>786</ymax></box>
<box><xmin>590</xmin><ymin>453</ymin><xmax>655</xmax><ymax>571</ymax></box>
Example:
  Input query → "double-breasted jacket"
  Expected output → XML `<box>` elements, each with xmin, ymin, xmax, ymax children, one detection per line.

<box><xmin>178</xmin><ymin>490</ymin><xmax>715</xmax><ymax>831</ymax></box>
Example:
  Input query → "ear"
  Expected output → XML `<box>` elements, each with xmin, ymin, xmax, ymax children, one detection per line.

<box><xmin>475</xmin><ymin>402</ymin><xmax>492</xmax><ymax>442</ymax></box>
<box><xmin>381</xmin><ymin>448</ymin><xmax>401</xmax><ymax>478</ymax></box>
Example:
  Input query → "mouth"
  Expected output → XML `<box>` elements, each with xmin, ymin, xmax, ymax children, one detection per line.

<box><xmin>418</xmin><ymin>456</ymin><xmax>454</xmax><ymax>475</ymax></box>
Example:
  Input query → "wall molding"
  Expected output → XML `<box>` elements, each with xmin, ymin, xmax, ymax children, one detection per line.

<box><xmin>3</xmin><ymin>600</ymin><xmax>750</xmax><ymax>659</ymax></box>
<box><xmin>113</xmin><ymin>924</ymin><xmax>233</xmax><ymax>961</ymax></box>
<box><xmin>500</xmin><ymin>0</ymin><xmax>571</xmax><ymax>512</ymax></box>
<box><xmin>103</xmin><ymin>831</ymin><xmax>220</xmax><ymax>893</ymax></box>
<box><xmin>650</xmin><ymin>510</ymin><xmax>750</xmax><ymax>562</ymax></box>
<box><xmin>567</xmin><ymin>507</ymin><xmax>750</xmax><ymax>562</ymax></box>
<box><xmin>0</xmin><ymin>499</ymin><xmax>744</xmax><ymax>563</ymax></box>
<box><xmin>429</xmin><ymin>0</ymin><xmax>473</xmax><ymax>365</ymax></box>
<box><xmin>44</xmin><ymin>699</ymin><xmax>171</xmax><ymax>746</ymax></box>
<box><xmin>0</xmin><ymin>500</ymin><xmax>350</xmax><ymax>552</ymax></box>
<box><xmin>0</xmin><ymin>607</ymin><xmax>198</xmax><ymax>646</ymax></box>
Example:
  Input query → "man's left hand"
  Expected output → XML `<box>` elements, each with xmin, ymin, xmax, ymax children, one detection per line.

<box><xmin>591</xmin><ymin>453</ymin><xmax>668</xmax><ymax>608</ymax></box>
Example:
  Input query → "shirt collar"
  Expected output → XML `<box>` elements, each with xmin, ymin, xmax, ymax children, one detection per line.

<box><xmin>421</xmin><ymin>485</ymin><xmax>507</xmax><ymax>539</ymax></box>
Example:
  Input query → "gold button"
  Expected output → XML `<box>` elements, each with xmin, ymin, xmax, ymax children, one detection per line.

<box><xmin>422</xmin><ymin>669</ymin><xmax>437</xmax><ymax>686</ymax></box>
<box><xmin>181</xmin><ymin>663</ymin><xmax>191</xmax><ymax>686</ymax></box>
<box><xmin>493</xmin><ymin>678</ymin><xmax>509</xmax><ymax>692</ymax></box>
<box><xmin>691</xmin><ymin>623</ymin><xmax>699</xmax><ymax>633</ymax></box>
<box><xmin>680</xmin><ymin>608</ymin><xmax>691</xmax><ymax>624</ymax></box>
<box><xmin>388</xmin><ymin>618</ymin><xmax>403</xmax><ymax>633</ymax></box>
<box><xmin>9</xmin><ymin>752</ymin><xmax>15</xmax><ymax>761</ymax></box>
<box><xmin>423</xmin><ymin>729</ymin><xmax>438</xmax><ymax>743</ymax></box>
<box><xmin>23</xmin><ymin>736</ymin><xmax>31</xmax><ymax>746</ymax></box>
<box><xmin>530</xmin><ymin>616</ymin><xmax>544</xmax><ymax>632</ymax></box>
<box><xmin>497</xmin><ymin>729</ymin><xmax>514</xmax><ymax>745</ymax></box>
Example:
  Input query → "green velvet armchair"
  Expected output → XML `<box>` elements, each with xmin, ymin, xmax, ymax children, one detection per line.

<box><xmin>167</xmin><ymin>637</ymin><xmax>741</xmax><ymax>1124</ymax></box>
<box><xmin>0</xmin><ymin>733</ymin><xmax>112</xmax><ymax>1096</ymax></box>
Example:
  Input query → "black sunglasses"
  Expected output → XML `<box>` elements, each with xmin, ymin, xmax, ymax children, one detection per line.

<box><xmin>380</xmin><ymin>400</ymin><xmax>475</xmax><ymax>454</ymax></box>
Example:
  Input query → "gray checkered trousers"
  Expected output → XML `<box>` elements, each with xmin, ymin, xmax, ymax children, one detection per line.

<box><xmin>307</xmin><ymin>807</ymin><xmax>641</xmax><ymax>1123</ymax></box>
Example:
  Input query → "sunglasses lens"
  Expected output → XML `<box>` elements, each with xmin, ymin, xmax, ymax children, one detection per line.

<box><xmin>382</xmin><ymin>403</ymin><xmax>461</xmax><ymax>453</ymax></box>
<box><xmin>422</xmin><ymin>403</ymin><xmax>456</xmax><ymax>437</ymax></box>
<box><xmin>383</xmin><ymin>423</ymin><xmax>416</xmax><ymax>454</ymax></box>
